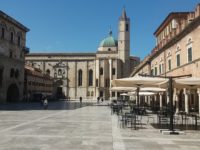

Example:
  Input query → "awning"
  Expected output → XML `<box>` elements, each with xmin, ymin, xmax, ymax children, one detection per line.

<box><xmin>175</xmin><ymin>77</ymin><xmax>200</xmax><ymax>89</ymax></box>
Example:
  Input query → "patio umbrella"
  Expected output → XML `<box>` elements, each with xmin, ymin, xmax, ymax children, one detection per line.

<box><xmin>111</xmin><ymin>76</ymin><xmax>168</xmax><ymax>88</ymax></box>
<box><xmin>140</xmin><ymin>87</ymin><xmax>166</xmax><ymax>92</ymax></box>
<box><xmin>110</xmin><ymin>87</ymin><xmax>136</xmax><ymax>92</ymax></box>
<box><xmin>175</xmin><ymin>77</ymin><xmax>200</xmax><ymax>89</ymax></box>
<box><xmin>127</xmin><ymin>91</ymin><xmax>155</xmax><ymax>96</ymax></box>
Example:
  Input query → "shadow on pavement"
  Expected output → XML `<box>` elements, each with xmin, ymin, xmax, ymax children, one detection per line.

<box><xmin>0</xmin><ymin>101</ymin><xmax>94</xmax><ymax>111</ymax></box>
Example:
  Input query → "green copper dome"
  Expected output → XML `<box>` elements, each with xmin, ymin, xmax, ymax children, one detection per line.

<box><xmin>99</xmin><ymin>31</ymin><xmax>118</xmax><ymax>47</ymax></box>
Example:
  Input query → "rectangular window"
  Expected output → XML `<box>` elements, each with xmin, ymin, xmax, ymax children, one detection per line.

<box><xmin>126</xmin><ymin>24</ymin><xmax>129</xmax><ymax>32</ymax></box>
<box><xmin>176</xmin><ymin>54</ymin><xmax>180</xmax><ymax>67</ymax></box>
<box><xmin>112</xmin><ymin>92</ymin><xmax>115</xmax><ymax>97</ymax></box>
<box><xmin>159</xmin><ymin>64</ymin><xmax>162</xmax><ymax>75</ymax></box>
<box><xmin>1</xmin><ymin>28</ymin><xmax>5</xmax><ymax>39</ymax></box>
<box><xmin>100</xmin><ymin>91</ymin><xmax>103</xmax><ymax>97</ymax></box>
<box><xmin>10</xmin><ymin>32</ymin><xmax>14</xmax><ymax>43</ymax></box>
<box><xmin>155</xmin><ymin>67</ymin><xmax>157</xmax><ymax>76</ymax></box>
<box><xmin>168</xmin><ymin>59</ymin><xmax>171</xmax><ymax>71</ymax></box>
<box><xmin>188</xmin><ymin>47</ymin><xmax>192</xmax><ymax>62</ymax></box>
<box><xmin>112</xmin><ymin>68</ymin><xmax>116</xmax><ymax>75</ymax></box>
<box><xmin>17</xmin><ymin>36</ymin><xmax>21</xmax><ymax>46</ymax></box>
<box><xmin>0</xmin><ymin>68</ymin><xmax>3</xmax><ymax>87</ymax></box>
<box><xmin>96</xmin><ymin>79</ymin><xmax>98</xmax><ymax>86</ymax></box>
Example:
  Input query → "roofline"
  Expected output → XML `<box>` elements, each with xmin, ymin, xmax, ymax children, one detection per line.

<box><xmin>154</xmin><ymin>12</ymin><xmax>190</xmax><ymax>36</ymax></box>
<box><xmin>26</xmin><ymin>52</ymin><xmax>96</xmax><ymax>57</ymax></box>
<box><xmin>0</xmin><ymin>10</ymin><xmax>30</xmax><ymax>32</ymax></box>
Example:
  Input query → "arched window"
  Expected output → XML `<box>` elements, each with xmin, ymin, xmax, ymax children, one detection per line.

<box><xmin>78</xmin><ymin>69</ymin><xmax>82</xmax><ymax>86</ymax></box>
<box><xmin>100</xmin><ymin>67</ymin><xmax>103</xmax><ymax>75</ymax></box>
<box><xmin>88</xmin><ymin>69</ymin><xmax>93</xmax><ymax>86</ymax></box>
<box><xmin>46</xmin><ymin>69</ymin><xmax>50</xmax><ymax>75</ymax></box>
<box><xmin>58</xmin><ymin>69</ymin><xmax>62</xmax><ymax>75</ymax></box>
<box><xmin>10</xmin><ymin>68</ymin><xmax>14</xmax><ymax>78</ymax></box>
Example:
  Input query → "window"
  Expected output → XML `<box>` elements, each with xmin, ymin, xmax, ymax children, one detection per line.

<box><xmin>0</xmin><ymin>68</ymin><xmax>3</xmax><ymax>87</ymax></box>
<box><xmin>112</xmin><ymin>68</ymin><xmax>116</xmax><ymax>75</ymax></box>
<box><xmin>10</xmin><ymin>68</ymin><xmax>14</xmax><ymax>78</ymax></box>
<box><xmin>176</xmin><ymin>54</ymin><xmax>180</xmax><ymax>67</ymax></box>
<box><xmin>1</xmin><ymin>28</ymin><xmax>5</xmax><ymax>39</ymax></box>
<box><xmin>15</xmin><ymin>69</ymin><xmax>19</xmax><ymax>78</ymax></box>
<box><xmin>168</xmin><ymin>59</ymin><xmax>171</xmax><ymax>71</ymax></box>
<box><xmin>88</xmin><ymin>69</ymin><xmax>93</xmax><ymax>86</ymax></box>
<box><xmin>17</xmin><ymin>36</ymin><xmax>21</xmax><ymax>46</ymax></box>
<box><xmin>112</xmin><ymin>92</ymin><xmax>115</xmax><ymax>97</ymax></box>
<box><xmin>188</xmin><ymin>47</ymin><xmax>192</xmax><ymax>62</ymax></box>
<box><xmin>159</xmin><ymin>64</ymin><xmax>162</xmax><ymax>75</ymax></box>
<box><xmin>58</xmin><ymin>69</ymin><xmax>62</xmax><ymax>75</ymax></box>
<box><xmin>154</xmin><ymin>67</ymin><xmax>157</xmax><ymax>76</ymax></box>
<box><xmin>126</xmin><ymin>23</ymin><xmax>129</xmax><ymax>32</ymax></box>
<box><xmin>10</xmin><ymin>32</ymin><xmax>14</xmax><ymax>43</ymax></box>
<box><xmin>100</xmin><ymin>91</ymin><xmax>103</xmax><ymax>97</ymax></box>
<box><xmin>78</xmin><ymin>69</ymin><xmax>82</xmax><ymax>86</ymax></box>
<box><xmin>100</xmin><ymin>67</ymin><xmax>103</xmax><ymax>75</ymax></box>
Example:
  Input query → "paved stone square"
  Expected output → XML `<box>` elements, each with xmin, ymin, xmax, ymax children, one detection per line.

<box><xmin>0</xmin><ymin>101</ymin><xmax>200</xmax><ymax>150</ymax></box>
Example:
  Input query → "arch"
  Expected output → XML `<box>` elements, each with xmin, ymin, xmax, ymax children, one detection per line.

<box><xmin>7</xmin><ymin>83</ymin><xmax>19</xmax><ymax>102</ymax></box>
<box><xmin>88</xmin><ymin>69</ymin><xmax>93</xmax><ymax>86</ymax></box>
<box><xmin>46</xmin><ymin>69</ymin><xmax>50</xmax><ymax>75</ymax></box>
<box><xmin>78</xmin><ymin>69</ymin><xmax>82</xmax><ymax>86</ymax></box>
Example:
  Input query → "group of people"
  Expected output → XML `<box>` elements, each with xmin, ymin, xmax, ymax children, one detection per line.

<box><xmin>97</xmin><ymin>97</ymin><xmax>104</xmax><ymax>103</ymax></box>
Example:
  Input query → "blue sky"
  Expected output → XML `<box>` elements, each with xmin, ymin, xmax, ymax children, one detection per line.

<box><xmin>0</xmin><ymin>0</ymin><xmax>199</xmax><ymax>59</ymax></box>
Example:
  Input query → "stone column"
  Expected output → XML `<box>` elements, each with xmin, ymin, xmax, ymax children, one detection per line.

<box><xmin>109</xmin><ymin>59</ymin><xmax>112</xmax><ymax>100</ymax></box>
<box><xmin>197</xmin><ymin>88</ymin><xmax>200</xmax><ymax>116</ymax></box>
<box><xmin>183</xmin><ymin>88</ymin><xmax>189</xmax><ymax>113</ymax></box>
<box><xmin>159</xmin><ymin>92</ymin><xmax>163</xmax><ymax>110</ymax></box>
<box><xmin>174</xmin><ymin>88</ymin><xmax>180</xmax><ymax>113</ymax></box>
<box><xmin>144</xmin><ymin>96</ymin><xmax>147</xmax><ymax>104</ymax></box>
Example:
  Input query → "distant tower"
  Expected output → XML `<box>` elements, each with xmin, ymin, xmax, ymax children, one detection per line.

<box><xmin>118</xmin><ymin>8</ymin><xmax>130</xmax><ymax>77</ymax></box>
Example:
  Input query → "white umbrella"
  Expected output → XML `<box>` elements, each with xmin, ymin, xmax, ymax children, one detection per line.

<box><xmin>111</xmin><ymin>76</ymin><xmax>168</xmax><ymax>88</ymax></box>
<box><xmin>120</xmin><ymin>93</ymin><xmax>128</xmax><ymax>96</ymax></box>
<box><xmin>175</xmin><ymin>77</ymin><xmax>200</xmax><ymax>89</ymax></box>
<box><xmin>110</xmin><ymin>87</ymin><xmax>136</xmax><ymax>92</ymax></box>
<box><xmin>127</xmin><ymin>91</ymin><xmax>155</xmax><ymax>96</ymax></box>
<box><xmin>140</xmin><ymin>87</ymin><xmax>166</xmax><ymax>92</ymax></box>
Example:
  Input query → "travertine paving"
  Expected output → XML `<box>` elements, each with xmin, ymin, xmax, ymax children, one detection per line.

<box><xmin>0</xmin><ymin>101</ymin><xmax>200</xmax><ymax>150</ymax></box>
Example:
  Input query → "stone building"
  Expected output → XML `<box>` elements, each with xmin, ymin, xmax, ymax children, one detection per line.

<box><xmin>24</xmin><ymin>65</ymin><xmax>53</xmax><ymax>101</ymax></box>
<box><xmin>0</xmin><ymin>10</ymin><xmax>29</xmax><ymax>102</ymax></box>
<box><xmin>25</xmin><ymin>9</ymin><xmax>140</xmax><ymax>100</ymax></box>
<box><xmin>131</xmin><ymin>4</ymin><xmax>200</xmax><ymax>114</ymax></box>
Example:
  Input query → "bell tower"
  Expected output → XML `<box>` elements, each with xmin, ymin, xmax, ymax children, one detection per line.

<box><xmin>118</xmin><ymin>8</ymin><xmax>130</xmax><ymax>77</ymax></box>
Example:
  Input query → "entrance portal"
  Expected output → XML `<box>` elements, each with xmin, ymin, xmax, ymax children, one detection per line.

<box><xmin>56</xmin><ymin>87</ymin><xmax>63</xmax><ymax>99</ymax></box>
<box><xmin>7</xmin><ymin>84</ymin><xmax>19</xmax><ymax>102</ymax></box>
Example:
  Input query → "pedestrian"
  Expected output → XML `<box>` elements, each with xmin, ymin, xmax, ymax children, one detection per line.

<box><xmin>79</xmin><ymin>97</ymin><xmax>82</xmax><ymax>104</ymax></box>
<box><xmin>43</xmin><ymin>97</ymin><xmax>48</xmax><ymax>109</ymax></box>
<box><xmin>101</xmin><ymin>97</ymin><xmax>104</xmax><ymax>102</ymax></box>
<box><xmin>97</xmin><ymin>97</ymin><xmax>100</xmax><ymax>103</ymax></box>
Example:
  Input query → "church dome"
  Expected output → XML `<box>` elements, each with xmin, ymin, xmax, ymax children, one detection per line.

<box><xmin>99</xmin><ymin>31</ymin><xmax>118</xmax><ymax>47</ymax></box>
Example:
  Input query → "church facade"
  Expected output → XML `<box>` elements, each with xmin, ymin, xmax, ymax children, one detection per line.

<box><xmin>25</xmin><ymin>9</ymin><xmax>140</xmax><ymax>100</ymax></box>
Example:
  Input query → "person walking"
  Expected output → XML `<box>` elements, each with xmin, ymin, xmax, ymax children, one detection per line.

<box><xmin>43</xmin><ymin>97</ymin><xmax>48</xmax><ymax>109</ymax></box>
